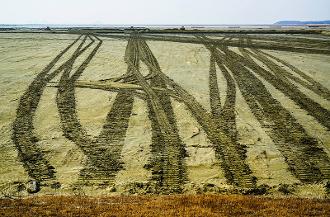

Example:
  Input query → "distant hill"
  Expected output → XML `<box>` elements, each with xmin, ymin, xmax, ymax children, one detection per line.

<box><xmin>275</xmin><ymin>20</ymin><xmax>330</xmax><ymax>25</ymax></box>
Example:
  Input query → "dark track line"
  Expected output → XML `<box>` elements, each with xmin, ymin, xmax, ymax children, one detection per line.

<box><xmin>204</xmin><ymin>42</ymin><xmax>255</xmax><ymax>187</ymax></box>
<box><xmin>243</xmin><ymin>35</ymin><xmax>330</xmax><ymax>49</ymax></box>
<box><xmin>211</xmin><ymin>34</ymin><xmax>330</xmax><ymax>46</ymax></box>
<box><xmin>84</xmin><ymin>36</ymin><xmax>136</xmax><ymax>178</ymax></box>
<box><xmin>209</xmin><ymin>53</ymin><xmax>222</xmax><ymax>119</ymax></box>
<box><xmin>12</xmin><ymin>35</ymin><xmax>82</xmax><ymax>182</ymax></box>
<box><xmin>250</xmin><ymin>48</ymin><xmax>330</xmax><ymax>100</ymax></box>
<box><xmin>236</xmin><ymin>47</ymin><xmax>330</xmax><ymax>130</ymax></box>
<box><xmin>80</xmin><ymin>89</ymin><xmax>134</xmax><ymax>179</ymax></box>
<box><xmin>199</xmin><ymin>35</ymin><xmax>330</xmax><ymax>182</ymax></box>
<box><xmin>57</xmin><ymin>35</ymin><xmax>136</xmax><ymax>180</ymax></box>
<box><xmin>208</xmin><ymin>50</ymin><xmax>238</xmax><ymax>141</ymax></box>
<box><xmin>97</xmin><ymin>34</ymin><xmax>330</xmax><ymax>55</ymax></box>
<box><xmin>136</xmin><ymin>37</ymin><xmax>187</xmax><ymax>193</ymax></box>
<box><xmin>162</xmin><ymin>70</ymin><xmax>256</xmax><ymax>187</ymax></box>
<box><xmin>135</xmin><ymin>37</ymin><xmax>256</xmax><ymax>188</ymax></box>
<box><xmin>56</xmin><ymin>36</ymin><xmax>119</xmax><ymax>179</ymax></box>
<box><xmin>122</xmin><ymin>35</ymin><xmax>186</xmax><ymax>193</ymax></box>
<box><xmin>215</xmin><ymin>59</ymin><xmax>238</xmax><ymax>142</ymax></box>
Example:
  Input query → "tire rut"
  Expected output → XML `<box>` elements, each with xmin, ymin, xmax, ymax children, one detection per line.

<box><xmin>57</xmin><ymin>35</ymin><xmax>137</xmax><ymax>181</ymax></box>
<box><xmin>12</xmin><ymin>35</ymin><xmax>82</xmax><ymax>183</ymax></box>
<box><xmin>98</xmin><ymin>34</ymin><xmax>330</xmax><ymax>55</ymax></box>
<box><xmin>207</xmin><ymin>46</ymin><xmax>255</xmax><ymax>187</ymax></box>
<box><xmin>124</xmin><ymin>35</ymin><xmax>186</xmax><ymax>193</ymax></box>
<box><xmin>247</xmin><ymin>46</ymin><xmax>330</xmax><ymax>100</ymax></box>
<box><xmin>55</xmin><ymin>36</ymin><xmax>126</xmax><ymax>180</ymax></box>
<box><xmin>136</xmin><ymin>37</ymin><xmax>256</xmax><ymax>188</ymax></box>
<box><xmin>199</xmin><ymin>35</ymin><xmax>330</xmax><ymax>182</ymax></box>
<box><xmin>137</xmin><ymin>37</ymin><xmax>187</xmax><ymax>193</ymax></box>
<box><xmin>237</xmin><ymin>47</ymin><xmax>330</xmax><ymax>129</ymax></box>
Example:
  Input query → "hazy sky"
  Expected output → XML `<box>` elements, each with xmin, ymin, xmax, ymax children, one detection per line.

<box><xmin>1</xmin><ymin>0</ymin><xmax>330</xmax><ymax>24</ymax></box>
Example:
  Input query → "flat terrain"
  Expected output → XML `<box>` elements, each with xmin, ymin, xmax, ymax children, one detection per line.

<box><xmin>0</xmin><ymin>31</ymin><xmax>330</xmax><ymax>198</ymax></box>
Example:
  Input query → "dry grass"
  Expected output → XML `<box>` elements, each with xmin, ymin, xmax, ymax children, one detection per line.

<box><xmin>0</xmin><ymin>194</ymin><xmax>329</xmax><ymax>216</ymax></box>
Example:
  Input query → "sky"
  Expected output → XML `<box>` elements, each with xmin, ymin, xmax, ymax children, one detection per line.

<box><xmin>1</xmin><ymin>0</ymin><xmax>330</xmax><ymax>25</ymax></box>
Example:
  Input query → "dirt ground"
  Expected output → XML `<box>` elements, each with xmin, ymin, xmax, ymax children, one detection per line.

<box><xmin>0</xmin><ymin>33</ymin><xmax>329</xmax><ymax>198</ymax></box>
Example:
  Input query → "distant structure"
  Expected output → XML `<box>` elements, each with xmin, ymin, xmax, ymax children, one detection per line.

<box><xmin>124</xmin><ymin>26</ymin><xmax>150</xmax><ymax>33</ymax></box>
<box><xmin>180</xmin><ymin>26</ymin><xmax>185</xmax><ymax>31</ymax></box>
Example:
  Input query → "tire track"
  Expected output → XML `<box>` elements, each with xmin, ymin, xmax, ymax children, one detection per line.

<box><xmin>84</xmin><ymin>36</ymin><xmax>136</xmax><ymax>178</ymax></box>
<box><xmin>80</xmin><ymin>89</ymin><xmax>134</xmax><ymax>179</ymax></box>
<box><xmin>136</xmin><ymin>37</ymin><xmax>255</xmax><ymax>188</ymax></box>
<box><xmin>98</xmin><ymin>34</ymin><xmax>330</xmax><ymax>55</ymax></box>
<box><xmin>208</xmin><ymin>49</ymin><xmax>239</xmax><ymax>142</ymax></box>
<box><xmin>123</xmin><ymin>35</ymin><xmax>186</xmax><ymax>193</ymax></box>
<box><xmin>163</xmin><ymin>69</ymin><xmax>256</xmax><ymax>188</ymax></box>
<box><xmin>136</xmin><ymin>37</ymin><xmax>187</xmax><ymax>193</ymax></box>
<box><xmin>12</xmin><ymin>35</ymin><xmax>82</xmax><ymax>183</ymax></box>
<box><xmin>209</xmin><ymin>53</ymin><xmax>222</xmax><ymax>118</ymax></box>
<box><xmin>214</xmin><ymin>57</ymin><xmax>238</xmax><ymax>142</ymax></box>
<box><xmin>237</xmin><ymin>47</ymin><xmax>330</xmax><ymax>129</ymax></box>
<box><xmin>199</xmin><ymin>35</ymin><xmax>330</xmax><ymax>182</ymax></box>
<box><xmin>207</xmin><ymin>47</ymin><xmax>255</xmax><ymax>186</ymax></box>
<box><xmin>56</xmin><ymin>35</ymin><xmax>136</xmax><ymax>180</ymax></box>
<box><xmin>242</xmin><ymin>35</ymin><xmax>330</xmax><ymax>49</ymax></box>
<box><xmin>249</xmin><ymin>47</ymin><xmax>330</xmax><ymax>100</ymax></box>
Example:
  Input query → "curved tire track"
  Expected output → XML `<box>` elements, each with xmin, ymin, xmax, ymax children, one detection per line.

<box><xmin>12</xmin><ymin>35</ymin><xmax>82</xmax><ymax>182</ymax></box>
<box><xmin>136</xmin><ymin>37</ymin><xmax>256</xmax><ymax>188</ymax></box>
<box><xmin>137</xmin><ymin>37</ymin><xmax>187</xmax><ymax>193</ymax></box>
<box><xmin>123</xmin><ymin>35</ymin><xmax>186</xmax><ymax>193</ymax></box>
<box><xmin>199</xmin><ymin>35</ymin><xmax>330</xmax><ymax>182</ymax></box>
<box><xmin>57</xmin><ymin>35</ymin><xmax>136</xmax><ymax>180</ymax></box>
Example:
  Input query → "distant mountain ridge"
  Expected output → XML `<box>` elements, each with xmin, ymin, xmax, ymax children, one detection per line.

<box><xmin>275</xmin><ymin>20</ymin><xmax>330</xmax><ymax>25</ymax></box>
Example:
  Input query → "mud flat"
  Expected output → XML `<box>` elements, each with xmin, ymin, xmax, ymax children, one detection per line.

<box><xmin>0</xmin><ymin>31</ymin><xmax>330</xmax><ymax>197</ymax></box>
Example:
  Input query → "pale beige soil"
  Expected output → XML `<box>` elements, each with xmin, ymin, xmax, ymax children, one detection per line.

<box><xmin>0</xmin><ymin>33</ymin><xmax>329</xmax><ymax>198</ymax></box>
